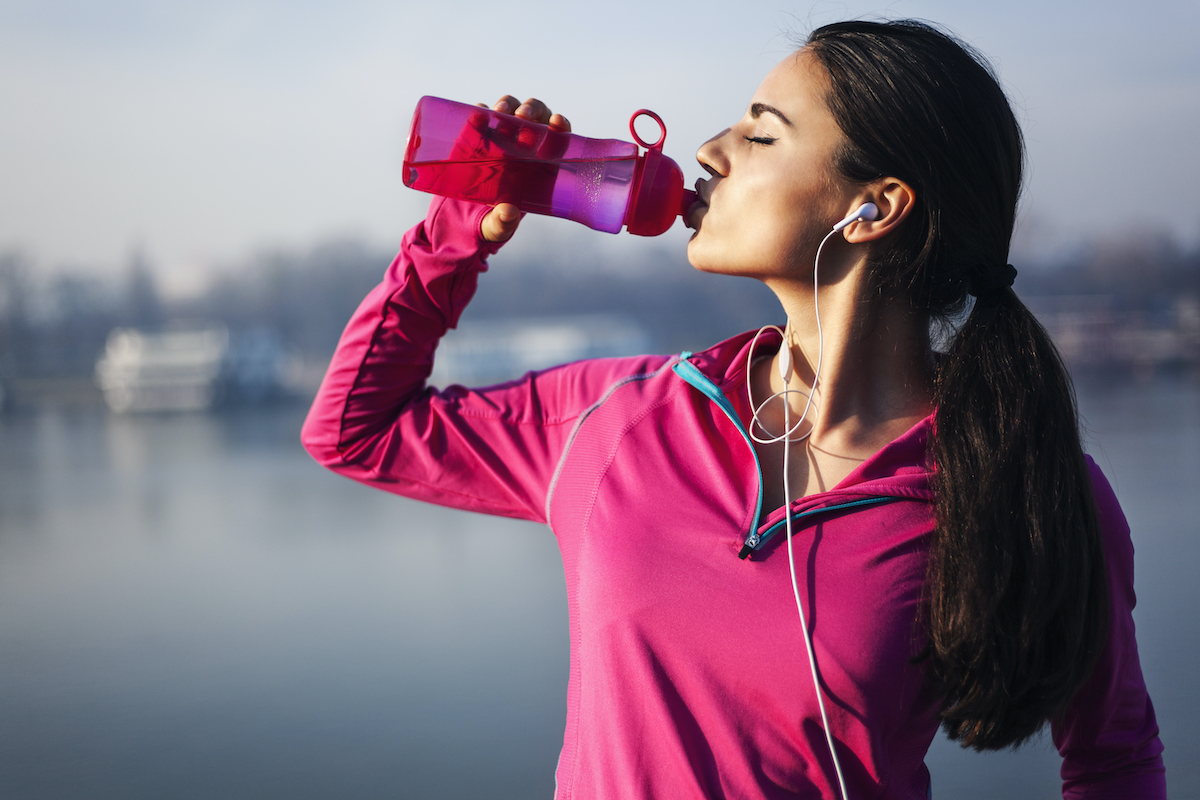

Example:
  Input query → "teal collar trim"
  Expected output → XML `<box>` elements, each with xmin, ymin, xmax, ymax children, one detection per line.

<box><xmin>672</xmin><ymin>354</ymin><xmax>765</xmax><ymax>549</ymax></box>
<box><xmin>673</xmin><ymin>353</ymin><xmax>902</xmax><ymax>560</ymax></box>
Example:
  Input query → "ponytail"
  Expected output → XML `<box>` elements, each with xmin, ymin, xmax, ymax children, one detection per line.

<box><xmin>807</xmin><ymin>20</ymin><xmax>1110</xmax><ymax>749</ymax></box>
<box><xmin>929</xmin><ymin>287</ymin><xmax>1108</xmax><ymax>748</ymax></box>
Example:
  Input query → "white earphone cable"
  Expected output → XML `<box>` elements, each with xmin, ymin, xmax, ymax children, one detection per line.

<box><xmin>745</xmin><ymin>227</ymin><xmax>838</xmax><ymax>447</ymax></box>
<box><xmin>746</xmin><ymin>222</ymin><xmax>850</xmax><ymax>800</ymax></box>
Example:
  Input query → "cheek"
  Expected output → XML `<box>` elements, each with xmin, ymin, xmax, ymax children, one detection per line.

<box><xmin>686</xmin><ymin>164</ymin><xmax>832</xmax><ymax>276</ymax></box>
<box><xmin>734</xmin><ymin>185</ymin><xmax>813</xmax><ymax>266</ymax></box>
<box><xmin>686</xmin><ymin>206</ymin><xmax>804</xmax><ymax>276</ymax></box>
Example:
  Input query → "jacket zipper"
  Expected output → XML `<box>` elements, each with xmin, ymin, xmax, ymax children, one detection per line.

<box><xmin>740</xmin><ymin>496</ymin><xmax>899</xmax><ymax>558</ymax></box>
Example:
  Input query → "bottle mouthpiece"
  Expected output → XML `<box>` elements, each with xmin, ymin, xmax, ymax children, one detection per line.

<box><xmin>680</xmin><ymin>189</ymin><xmax>697</xmax><ymax>217</ymax></box>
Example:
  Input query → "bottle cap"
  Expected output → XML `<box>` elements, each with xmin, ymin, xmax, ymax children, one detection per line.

<box><xmin>624</xmin><ymin>110</ymin><xmax>690</xmax><ymax>237</ymax></box>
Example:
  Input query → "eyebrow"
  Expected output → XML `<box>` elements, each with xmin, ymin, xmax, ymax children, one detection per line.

<box><xmin>750</xmin><ymin>103</ymin><xmax>793</xmax><ymax>126</ymax></box>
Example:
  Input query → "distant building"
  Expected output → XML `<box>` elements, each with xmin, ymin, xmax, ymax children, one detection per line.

<box><xmin>1025</xmin><ymin>294</ymin><xmax>1200</xmax><ymax>377</ymax></box>
<box><xmin>429</xmin><ymin>314</ymin><xmax>652</xmax><ymax>387</ymax></box>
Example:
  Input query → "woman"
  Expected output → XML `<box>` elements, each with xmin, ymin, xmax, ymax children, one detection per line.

<box><xmin>302</xmin><ymin>20</ymin><xmax>1165</xmax><ymax>800</ymax></box>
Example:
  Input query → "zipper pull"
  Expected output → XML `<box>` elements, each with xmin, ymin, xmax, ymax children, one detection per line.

<box><xmin>738</xmin><ymin>532</ymin><xmax>761</xmax><ymax>559</ymax></box>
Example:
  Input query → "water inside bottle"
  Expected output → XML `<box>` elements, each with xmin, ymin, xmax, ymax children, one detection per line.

<box><xmin>406</xmin><ymin>155</ymin><xmax>638</xmax><ymax>234</ymax></box>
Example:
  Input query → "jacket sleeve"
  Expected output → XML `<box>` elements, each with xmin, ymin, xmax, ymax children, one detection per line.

<box><xmin>1052</xmin><ymin>459</ymin><xmax>1166</xmax><ymax>799</ymax></box>
<box><xmin>300</xmin><ymin>195</ymin><xmax>642</xmax><ymax>523</ymax></box>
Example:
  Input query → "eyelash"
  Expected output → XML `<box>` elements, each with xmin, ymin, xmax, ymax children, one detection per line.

<box><xmin>744</xmin><ymin>136</ymin><xmax>777</xmax><ymax>146</ymax></box>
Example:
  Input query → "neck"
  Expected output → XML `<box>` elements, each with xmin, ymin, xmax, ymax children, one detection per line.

<box><xmin>754</xmin><ymin>256</ymin><xmax>934</xmax><ymax>460</ymax></box>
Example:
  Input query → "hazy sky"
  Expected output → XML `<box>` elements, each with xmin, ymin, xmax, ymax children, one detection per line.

<box><xmin>2</xmin><ymin>0</ymin><xmax>1198</xmax><ymax>295</ymax></box>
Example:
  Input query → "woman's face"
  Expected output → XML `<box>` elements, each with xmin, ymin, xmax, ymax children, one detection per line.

<box><xmin>686</xmin><ymin>51</ymin><xmax>859</xmax><ymax>280</ymax></box>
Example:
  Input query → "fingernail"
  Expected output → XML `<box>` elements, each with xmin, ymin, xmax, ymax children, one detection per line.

<box><xmin>516</xmin><ymin>104</ymin><xmax>533</xmax><ymax>117</ymax></box>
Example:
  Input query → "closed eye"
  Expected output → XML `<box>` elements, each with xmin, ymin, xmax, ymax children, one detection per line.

<box><xmin>744</xmin><ymin>135</ymin><xmax>777</xmax><ymax>146</ymax></box>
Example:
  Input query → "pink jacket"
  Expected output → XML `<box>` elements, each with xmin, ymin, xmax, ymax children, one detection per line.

<box><xmin>302</xmin><ymin>196</ymin><xmax>1165</xmax><ymax>799</ymax></box>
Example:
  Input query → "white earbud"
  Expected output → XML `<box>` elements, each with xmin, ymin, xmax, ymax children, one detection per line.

<box><xmin>832</xmin><ymin>202</ymin><xmax>879</xmax><ymax>232</ymax></box>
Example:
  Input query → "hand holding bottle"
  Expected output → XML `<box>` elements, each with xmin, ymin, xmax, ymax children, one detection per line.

<box><xmin>475</xmin><ymin>96</ymin><xmax>572</xmax><ymax>243</ymax></box>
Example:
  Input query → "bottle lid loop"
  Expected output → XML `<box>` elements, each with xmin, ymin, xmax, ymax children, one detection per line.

<box><xmin>629</xmin><ymin>109</ymin><xmax>667</xmax><ymax>150</ymax></box>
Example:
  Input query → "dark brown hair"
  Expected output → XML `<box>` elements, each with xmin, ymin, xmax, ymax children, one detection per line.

<box><xmin>807</xmin><ymin>19</ymin><xmax>1109</xmax><ymax>750</ymax></box>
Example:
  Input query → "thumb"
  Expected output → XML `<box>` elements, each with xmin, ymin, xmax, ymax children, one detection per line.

<box><xmin>481</xmin><ymin>203</ymin><xmax>523</xmax><ymax>243</ymax></box>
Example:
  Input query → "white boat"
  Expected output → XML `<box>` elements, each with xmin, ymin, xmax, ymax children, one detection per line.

<box><xmin>95</xmin><ymin>327</ymin><xmax>229</xmax><ymax>413</ymax></box>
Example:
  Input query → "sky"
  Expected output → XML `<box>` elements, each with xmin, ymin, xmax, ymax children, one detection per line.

<box><xmin>2</xmin><ymin>0</ymin><xmax>1198</xmax><ymax>296</ymax></box>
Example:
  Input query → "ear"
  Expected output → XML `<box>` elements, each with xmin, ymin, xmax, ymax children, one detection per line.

<box><xmin>841</xmin><ymin>178</ymin><xmax>915</xmax><ymax>244</ymax></box>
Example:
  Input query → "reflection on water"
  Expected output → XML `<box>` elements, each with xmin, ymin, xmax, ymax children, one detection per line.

<box><xmin>0</xmin><ymin>407</ymin><xmax>568</xmax><ymax>799</ymax></box>
<box><xmin>0</xmin><ymin>378</ymin><xmax>1196</xmax><ymax>799</ymax></box>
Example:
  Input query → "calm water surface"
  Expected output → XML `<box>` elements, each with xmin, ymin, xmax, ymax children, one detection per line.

<box><xmin>0</xmin><ymin>378</ymin><xmax>1196</xmax><ymax>799</ymax></box>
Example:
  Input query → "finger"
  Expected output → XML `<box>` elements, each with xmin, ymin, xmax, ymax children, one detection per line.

<box><xmin>548</xmin><ymin>112</ymin><xmax>571</xmax><ymax>133</ymax></box>
<box><xmin>491</xmin><ymin>95</ymin><xmax>520</xmax><ymax>114</ymax></box>
<box><xmin>515</xmin><ymin>98</ymin><xmax>552</xmax><ymax>125</ymax></box>
<box><xmin>480</xmin><ymin>203</ymin><xmax>523</xmax><ymax>243</ymax></box>
<box><xmin>485</xmin><ymin>97</ymin><xmax>568</xmax><ymax>131</ymax></box>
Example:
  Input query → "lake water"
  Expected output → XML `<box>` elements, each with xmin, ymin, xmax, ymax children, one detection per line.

<box><xmin>1</xmin><ymin>377</ymin><xmax>1196</xmax><ymax>799</ymax></box>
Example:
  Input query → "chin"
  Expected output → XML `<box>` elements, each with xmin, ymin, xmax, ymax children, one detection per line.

<box><xmin>686</xmin><ymin>239</ymin><xmax>761</xmax><ymax>279</ymax></box>
<box><xmin>685</xmin><ymin>240</ymin><xmax>721</xmax><ymax>275</ymax></box>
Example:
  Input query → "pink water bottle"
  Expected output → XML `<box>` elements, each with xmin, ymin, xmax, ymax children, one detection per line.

<box><xmin>402</xmin><ymin>96</ymin><xmax>696</xmax><ymax>236</ymax></box>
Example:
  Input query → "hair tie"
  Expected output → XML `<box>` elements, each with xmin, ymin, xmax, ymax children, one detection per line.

<box><xmin>970</xmin><ymin>263</ymin><xmax>1017</xmax><ymax>298</ymax></box>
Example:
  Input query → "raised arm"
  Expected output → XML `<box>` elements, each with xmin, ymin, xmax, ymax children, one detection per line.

<box><xmin>300</xmin><ymin>191</ymin><xmax>568</xmax><ymax>521</ymax></box>
<box><xmin>301</xmin><ymin>97</ymin><xmax>653</xmax><ymax>523</ymax></box>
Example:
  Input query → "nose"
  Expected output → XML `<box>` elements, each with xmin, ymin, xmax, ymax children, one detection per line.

<box><xmin>696</xmin><ymin>127</ymin><xmax>731</xmax><ymax>177</ymax></box>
